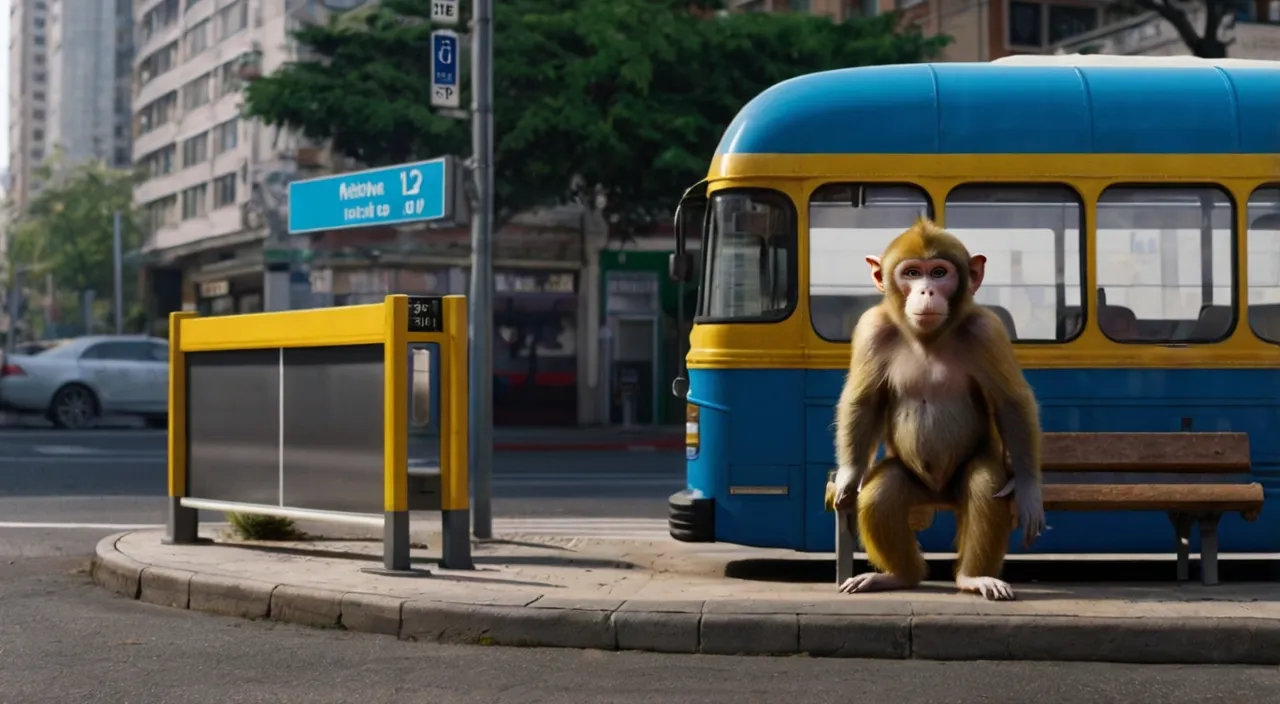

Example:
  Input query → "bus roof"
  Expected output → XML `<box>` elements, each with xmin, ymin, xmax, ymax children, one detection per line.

<box><xmin>714</xmin><ymin>57</ymin><xmax>1280</xmax><ymax>156</ymax></box>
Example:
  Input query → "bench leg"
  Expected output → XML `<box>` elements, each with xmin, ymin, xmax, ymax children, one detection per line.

<box><xmin>1198</xmin><ymin>514</ymin><xmax>1222</xmax><ymax>587</ymax></box>
<box><xmin>1169</xmin><ymin>512</ymin><xmax>1193</xmax><ymax>582</ymax></box>
<box><xmin>835</xmin><ymin>509</ymin><xmax>856</xmax><ymax>586</ymax></box>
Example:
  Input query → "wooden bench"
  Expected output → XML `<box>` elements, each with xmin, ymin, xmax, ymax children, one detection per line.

<box><xmin>823</xmin><ymin>432</ymin><xmax>1264</xmax><ymax>586</ymax></box>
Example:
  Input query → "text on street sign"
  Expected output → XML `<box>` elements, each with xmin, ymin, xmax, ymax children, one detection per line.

<box><xmin>287</xmin><ymin>158</ymin><xmax>452</xmax><ymax>234</ymax></box>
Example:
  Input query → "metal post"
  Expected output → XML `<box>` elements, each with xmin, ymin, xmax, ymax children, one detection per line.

<box><xmin>468</xmin><ymin>0</ymin><xmax>494</xmax><ymax>539</ymax></box>
<box><xmin>112</xmin><ymin>211</ymin><xmax>124</xmax><ymax>334</ymax></box>
<box><xmin>5</xmin><ymin>267</ymin><xmax>20</xmax><ymax>359</ymax></box>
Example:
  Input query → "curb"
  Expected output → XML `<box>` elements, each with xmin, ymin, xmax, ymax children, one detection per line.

<box><xmin>89</xmin><ymin>533</ymin><xmax>1280</xmax><ymax>665</ymax></box>
<box><xmin>493</xmin><ymin>439</ymin><xmax>684</xmax><ymax>452</ymax></box>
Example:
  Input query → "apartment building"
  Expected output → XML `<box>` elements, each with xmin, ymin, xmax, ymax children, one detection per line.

<box><xmin>1054</xmin><ymin>1</ymin><xmax>1280</xmax><ymax>59</ymax></box>
<box><xmin>133</xmin><ymin>0</ymin><xmax>310</xmax><ymax>319</ymax></box>
<box><xmin>730</xmin><ymin>0</ymin><xmax>1115</xmax><ymax>62</ymax></box>
<box><xmin>46</xmin><ymin>0</ymin><xmax>134</xmax><ymax>169</ymax></box>
<box><xmin>7</xmin><ymin>0</ymin><xmax>50</xmax><ymax>213</ymax></box>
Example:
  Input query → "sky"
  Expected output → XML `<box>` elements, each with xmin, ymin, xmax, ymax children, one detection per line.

<box><xmin>0</xmin><ymin>0</ymin><xmax>9</xmax><ymax>173</ymax></box>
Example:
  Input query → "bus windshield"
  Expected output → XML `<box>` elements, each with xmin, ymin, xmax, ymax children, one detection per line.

<box><xmin>697</xmin><ymin>189</ymin><xmax>796</xmax><ymax>323</ymax></box>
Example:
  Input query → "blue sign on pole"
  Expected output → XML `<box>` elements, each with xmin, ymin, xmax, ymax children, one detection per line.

<box><xmin>286</xmin><ymin>157</ymin><xmax>452</xmax><ymax>234</ymax></box>
<box><xmin>431</xmin><ymin>29</ymin><xmax>460</xmax><ymax>109</ymax></box>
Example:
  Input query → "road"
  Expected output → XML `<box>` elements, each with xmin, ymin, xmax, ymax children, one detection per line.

<box><xmin>0</xmin><ymin>428</ymin><xmax>684</xmax><ymax>535</ymax></box>
<box><xmin>2</xmin><ymin>428</ymin><xmax>1277</xmax><ymax>702</ymax></box>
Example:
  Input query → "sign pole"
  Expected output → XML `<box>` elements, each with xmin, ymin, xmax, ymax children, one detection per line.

<box><xmin>468</xmin><ymin>0</ymin><xmax>494</xmax><ymax>539</ymax></box>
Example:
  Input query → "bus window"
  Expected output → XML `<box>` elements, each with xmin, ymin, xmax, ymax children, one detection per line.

<box><xmin>808</xmin><ymin>183</ymin><xmax>931</xmax><ymax>341</ymax></box>
<box><xmin>1247</xmin><ymin>186</ymin><xmax>1280</xmax><ymax>344</ymax></box>
<box><xmin>697</xmin><ymin>189</ymin><xmax>797</xmax><ymax>322</ymax></box>
<box><xmin>944</xmin><ymin>184</ymin><xmax>1084</xmax><ymax>342</ymax></box>
<box><xmin>1096</xmin><ymin>186</ymin><xmax>1235</xmax><ymax>344</ymax></box>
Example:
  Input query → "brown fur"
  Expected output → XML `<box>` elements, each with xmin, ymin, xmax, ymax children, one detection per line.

<box><xmin>834</xmin><ymin>218</ymin><xmax>1042</xmax><ymax>596</ymax></box>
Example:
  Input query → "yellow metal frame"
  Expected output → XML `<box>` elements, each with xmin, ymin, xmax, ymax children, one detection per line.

<box><xmin>689</xmin><ymin>153</ymin><xmax>1280</xmax><ymax>371</ymax></box>
<box><xmin>167</xmin><ymin>294</ymin><xmax>470</xmax><ymax>514</ymax></box>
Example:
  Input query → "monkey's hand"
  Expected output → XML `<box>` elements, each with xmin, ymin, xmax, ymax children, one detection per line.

<box><xmin>994</xmin><ymin>477</ymin><xmax>1045</xmax><ymax>548</ymax></box>
<box><xmin>832</xmin><ymin>466</ymin><xmax>863</xmax><ymax>510</ymax></box>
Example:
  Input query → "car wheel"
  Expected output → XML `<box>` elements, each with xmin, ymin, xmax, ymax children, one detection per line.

<box><xmin>49</xmin><ymin>384</ymin><xmax>99</xmax><ymax>430</ymax></box>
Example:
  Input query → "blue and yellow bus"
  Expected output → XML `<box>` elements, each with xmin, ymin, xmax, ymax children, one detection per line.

<box><xmin>666</xmin><ymin>55</ymin><xmax>1280</xmax><ymax>555</ymax></box>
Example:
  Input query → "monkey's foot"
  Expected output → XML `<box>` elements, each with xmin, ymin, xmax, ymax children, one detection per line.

<box><xmin>838</xmin><ymin>572</ymin><xmax>915</xmax><ymax>594</ymax></box>
<box><xmin>955</xmin><ymin>575</ymin><xmax>1015</xmax><ymax>601</ymax></box>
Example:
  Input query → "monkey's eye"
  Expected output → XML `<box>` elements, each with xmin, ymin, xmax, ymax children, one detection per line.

<box><xmin>930</xmin><ymin>267</ymin><xmax>948</xmax><ymax>278</ymax></box>
<box><xmin>903</xmin><ymin>268</ymin><xmax>922</xmax><ymax>278</ymax></box>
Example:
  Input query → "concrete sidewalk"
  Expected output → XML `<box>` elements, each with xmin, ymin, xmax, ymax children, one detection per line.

<box><xmin>92</xmin><ymin>527</ymin><xmax>1280</xmax><ymax>665</ymax></box>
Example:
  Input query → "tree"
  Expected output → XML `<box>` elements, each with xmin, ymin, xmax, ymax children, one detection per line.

<box><xmin>8</xmin><ymin>155</ymin><xmax>146</xmax><ymax>332</ymax></box>
<box><xmin>243</xmin><ymin>0</ymin><xmax>949</xmax><ymax>236</ymax></box>
<box><xmin>1123</xmin><ymin>0</ymin><xmax>1247</xmax><ymax>58</ymax></box>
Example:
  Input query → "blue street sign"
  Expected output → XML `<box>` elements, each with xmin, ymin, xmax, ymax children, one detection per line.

<box><xmin>287</xmin><ymin>157</ymin><xmax>451</xmax><ymax>234</ymax></box>
<box><xmin>431</xmin><ymin>29</ymin><xmax>460</xmax><ymax>108</ymax></box>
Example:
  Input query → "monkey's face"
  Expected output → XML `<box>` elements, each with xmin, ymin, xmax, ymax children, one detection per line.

<box><xmin>893</xmin><ymin>257</ymin><xmax>960</xmax><ymax>333</ymax></box>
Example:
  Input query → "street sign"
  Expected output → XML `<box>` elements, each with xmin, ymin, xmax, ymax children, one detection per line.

<box><xmin>431</xmin><ymin>29</ymin><xmax>460</xmax><ymax>109</ymax></box>
<box><xmin>431</xmin><ymin>0</ymin><xmax>459</xmax><ymax>25</ymax></box>
<box><xmin>286</xmin><ymin>157</ymin><xmax>453</xmax><ymax>234</ymax></box>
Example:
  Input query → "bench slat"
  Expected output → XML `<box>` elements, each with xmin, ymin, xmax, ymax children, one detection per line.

<box><xmin>894</xmin><ymin>484</ymin><xmax>1265</xmax><ymax>519</ymax></box>
<box><xmin>1040</xmin><ymin>432</ymin><xmax>1250</xmax><ymax>472</ymax></box>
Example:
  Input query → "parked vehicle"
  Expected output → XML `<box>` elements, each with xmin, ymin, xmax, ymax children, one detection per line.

<box><xmin>0</xmin><ymin>335</ymin><xmax>169</xmax><ymax>429</ymax></box>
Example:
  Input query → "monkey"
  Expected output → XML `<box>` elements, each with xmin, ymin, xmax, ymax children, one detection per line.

<box><xmin>830</xmin><ymin>217</ymin><xmax>1044</xmax><ymax>602</ymax></box>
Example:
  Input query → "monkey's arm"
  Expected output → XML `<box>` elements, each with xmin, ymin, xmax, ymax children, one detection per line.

<box><xmin>833</xmin><ymin>309</ymin><xmax>891</xmax><ymax>508</ymax></box>
<box><xmin>971</xmin><ymin>310</ymin><xmax>1044</xmax><ymax>546</ymax></box>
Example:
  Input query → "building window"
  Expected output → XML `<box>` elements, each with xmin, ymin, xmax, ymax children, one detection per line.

<box><xmin>140</xmin><ymin>0</ymin><xmax>180</xmax><ymax>43</ymax></box>
<box><xmin>218</xmin><ymin>57</ymin><xmax>242</xmax><ymax>97</ymax></box>
<box><xmin>182</xmin><ymin>73</ymin><xmax>212</xmax><ymax>111</ymax></box>
<box><xmin>33</xmin><ymin>109</ymin><xmax>44</xmax><ymax>119</ymax></box>
<box><xmin>136</xmin><ymin>91</ymin><xmax>178</xmax><ymax>135</ymax></box>
<box><xmin>141</xmin><ymin>144</ymin><xmax>176</xmax><ymax>177</ymax></box>
<box><xmin>33</xmin><ymin>91</ymin><xmax>45</xmax><ymax>101</ymax></box>
<box><xmin>137</xmin><ymin>40</ymin><xmax>179</xmax><ymax>87</ymax></box>
<box><xmin>181</xmin><ymin>183</ymin><xmax>208</xmax><ymax>220</ymax></box>
<box><xmin>1095</xmin><ymin>185</ymin><xmax>1235</xmax><ymax>344</ymax></box>
<box><xmin>34</xmin><ymin>72</ymin><xmax>46</xmax><ymax>83</ymax></box>
<box><xmin>184</xmin><ymin>20</ymin><xmax>208</xmax><ymax>59</ymax></box>
<box><xmin>1009</xmin><ymin>1</ymin><xmax>1100</xmax><ymax>50</ymax></box>
<box><xmin>34</xmin><ymin>36</ymin><xmax>44</xmax><ymax>46</ymax></box>
<box><xmin>181</xmin><ymin>132</ymin><xmax>208</xmax><ymax>167</ymax></box>
<box><xmin>1047</xmin><ymin>5</ymin><xmax>1099</xmax><ymax>43</ymax></box>
<box><xmin>213</xmin><ymin>117</ymin><xmax>238</xmax><ymax>153</ymax></box>
<box><xmin>213</xmin><ymin>172</ymin><xmax>237</xmax><ymax>208</ymax></box>
<box><xmin>217</xmin><ymin>0</ymin><xmax>248</xmax><ymax>40</ymax></box>
<box><xmin>1009</xmin><ymin>1</ymin><xmax>1043</xmax><ymax>47</ymax></box>
<box><xmin>32</xmin><ymin>129</ymin><xmax>43</xmax><ymax>142</ymax></box>
<box><xmin>144</xmin><ymin>194</ymin><xmax>178</xmax><ymax>232</ymax></box>
<box><xmin>1247</xmin><ymin>186</ymin><xmax>1280</xmax><ymax>344</ymax></box>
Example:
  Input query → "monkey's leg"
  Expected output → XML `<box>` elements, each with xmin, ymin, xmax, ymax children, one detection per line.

<box><xmin>840</xmin><ymin>459</ymin><xmax>929</xmax><ymax>594</ymax></box>
<box><xmin>954</xmin><ymin>454</ymin><xmax>1016</xmax><ymax>601</ymax></box>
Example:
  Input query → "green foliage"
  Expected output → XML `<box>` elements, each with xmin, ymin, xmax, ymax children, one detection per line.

<box><xmin>9</xmin><ymin>154</ymin><xmax>145</xmax><ymax>295</ymax></box>
<box><xmin>227</xmin><ymin>513</ymin><xmax>305</xmax><ymax>541</ymax></box>
<box><xmin>244</xmin><ymin>0</ymin><xmax>949</xmax><ymax>235</ymax></box>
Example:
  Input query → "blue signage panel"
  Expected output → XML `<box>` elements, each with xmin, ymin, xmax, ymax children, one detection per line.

<box><xmin>287</xmin><ymin>158</ymin><xmax>450</xmax><ymax>234</ymax></box>
<box><xmin>432</xmin><ymin>31</ymin><xmax>458</xmax><ymax>88</ymax></box>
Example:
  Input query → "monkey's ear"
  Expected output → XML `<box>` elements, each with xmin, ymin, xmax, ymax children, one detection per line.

<box><xmin>866</xmin><ymin>256</ymin><xmax>885</xmax><ymax>292</ymax></box>
<box><xmin>968</xmin><ymin>254</ymin><xmax>987</xmax><ymax>294</ymax></box>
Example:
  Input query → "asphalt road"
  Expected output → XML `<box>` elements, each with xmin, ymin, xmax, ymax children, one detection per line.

<box><xmin>1</xmin><ymin>555</ymin><xmax>1277</xmax><ymax>704</ymax></box>
<box><xmin>0</xmin><ymin>428</ymin><xmax>684</xmax><ymax>531</ymax></box>
<box><xmin>3</xmin><ymin>428</ymin><xmax>1277</xmax><ymax>701</ymax></box>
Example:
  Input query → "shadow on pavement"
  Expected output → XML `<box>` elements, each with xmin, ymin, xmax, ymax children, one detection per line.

<box><xmin>723</xmin><ymin>556</ymin><xmax>1280</xmax><ymax>587</ymax></box>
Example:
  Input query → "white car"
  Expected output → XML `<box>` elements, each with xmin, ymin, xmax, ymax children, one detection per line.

<box><xmin>0</xmin><ymin>335</ymin><xmax>169</xmax><ymax>429</ymax></box>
